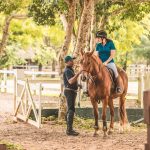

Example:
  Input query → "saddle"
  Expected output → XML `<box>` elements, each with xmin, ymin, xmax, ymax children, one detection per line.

<box><xmin>106</xmin><ymin>67</ymin><xmax>116</xmax><ymax>90</ymax></box>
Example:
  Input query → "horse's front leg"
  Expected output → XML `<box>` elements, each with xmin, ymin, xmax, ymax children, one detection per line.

<box><xmin>91</xmin><ymin>99</ymin><xmax>99</xmax><ymax>137</ymax></box>
<box><xmin>108</xmin><ymin>98</ymin><xmax>114</xmax><ymax>135</ymax></box>
<box><xmin>102</xmin><ymin>97</ymin><xmax>108</xmax><ymax>138</ymax></box>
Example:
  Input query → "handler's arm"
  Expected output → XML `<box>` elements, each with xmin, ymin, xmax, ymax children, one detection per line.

<box><xmin>68</xmin><ymin>71</ymin><xmax>81</xmax><ymax>84</ymax></box>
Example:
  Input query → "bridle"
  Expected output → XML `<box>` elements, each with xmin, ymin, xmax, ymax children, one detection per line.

<box><xmin>81</xmin><ymin>56</ymin><xmax>103</xmax><ymax>85</ymax></box>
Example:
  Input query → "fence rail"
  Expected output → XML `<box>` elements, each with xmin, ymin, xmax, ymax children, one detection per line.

<box><xmin>127</xmin><ymin>65</ymin><xmax>150</xmax><ymax>77</ymax></box>
<box><xmin>0</xmin><ymin>67</ymin><xmax>150</xmax><ymax>109</ymax></box>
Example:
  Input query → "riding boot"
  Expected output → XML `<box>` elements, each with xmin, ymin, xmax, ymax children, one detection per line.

<box><xmin>115</xmin><ymin>77</ymin><xmax>122</xmax><ymax>94</ymax></box>
<box><xmin>66</xmin><ymin>110</ymin><xmax>79</xmax><ymax>136</ymax></box>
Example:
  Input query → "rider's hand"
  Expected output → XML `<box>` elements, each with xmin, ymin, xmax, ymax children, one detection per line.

<box><xmin>103</xmin><ymin>62</ymin><xmax>108</xmax><ymax>66</ymax></box>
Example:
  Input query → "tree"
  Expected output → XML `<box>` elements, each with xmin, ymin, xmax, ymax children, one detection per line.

<box><xmin>74</xmin><ymin>0</ymin><xmax>95</xmax><ymax>56</ymax></box>
<box><xmin>94</xmin><ymin>0</ymin><xmax>150</xmax><ymax>69</ymax></box>
<box><xmin>132</xmin><ymin>15</ymin><xmax>150</xmax><ymax>65</ymax></box>
<box><xmin>0</xmin><ymin>0</ymin><xmax>29</xmax><ymax>55</ymax></box>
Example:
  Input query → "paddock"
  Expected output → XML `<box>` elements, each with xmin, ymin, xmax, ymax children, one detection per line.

<box><xmin>0</xmin><ymin>65</ymin><xmax>150</xmax><ymax>150</ymax></box>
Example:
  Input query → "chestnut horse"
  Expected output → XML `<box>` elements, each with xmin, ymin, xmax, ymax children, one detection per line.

<box><xmin>80</xmin><ymin>50</ymin><xmax>128</xmax><ymax>137</ymax></box>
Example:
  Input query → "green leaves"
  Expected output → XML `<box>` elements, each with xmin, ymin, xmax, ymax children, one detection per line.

<box><xmin>28</xmin><ymin>0</ymin><xmax>68</xmax><ymax>25</ymax></box>
<box><xmin>0</xmin><ymin>0</ymin><xmax>30</xmax><ymax>15</ymax></box>
<box><xmin>120</xmin><ymin>2</ymin><xmax>150</xmax><ymax>21</ymax></box>
<box><xmin>28</xmin><ymin>0</ymin><xmax>55</xmax><ymax>25</ymax></box>
<box><xmin>0</xmin><ymin>0</ymin><xmax>21</xmax><ymax>14</ymax></box>
<box><xmin>34</xmin><ymin>45</ymin><xmax>56</xmax><ymax>65</ymax></box>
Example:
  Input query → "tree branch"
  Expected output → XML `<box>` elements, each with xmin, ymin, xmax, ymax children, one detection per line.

<box><xmin>110</xmin><ymin>0</ymin><xmax>150</xmax><ymax>16</ymax></box>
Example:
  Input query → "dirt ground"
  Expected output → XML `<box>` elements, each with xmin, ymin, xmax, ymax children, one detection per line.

<box><xmin>0</xmin><ymin>92</ymin><xmax>146</xmax><ymax>150</ymax></box>
<box><xmin>0</xmin><ymin>112</ymin><xmax>147</xmax><ymax>150</ymax></box>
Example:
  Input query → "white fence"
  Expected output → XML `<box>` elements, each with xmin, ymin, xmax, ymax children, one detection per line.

<box><xmin>127</xmin><ymin>64</ymin><xmax>150</xmax><ymax>80</ymax></box>
<box><xmin>13</xmin><ymin>65</ymin><xmax>59</xmax><ymax>71</ymax></box>
<box><xmin>0</xmin><ymin>69</ymin><xmax>60</xmax><ymax>93</ymax></box>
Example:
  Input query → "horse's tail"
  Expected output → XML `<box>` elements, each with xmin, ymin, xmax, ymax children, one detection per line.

<box><xmin>119</xmin><ymin>95</ymin><xmax>128</xmax><ymax>125</ymax></box>
<box><xmin>119</xmin><ymin>70</ymin><xmax>128</xmax><ymax>125</ymax></box>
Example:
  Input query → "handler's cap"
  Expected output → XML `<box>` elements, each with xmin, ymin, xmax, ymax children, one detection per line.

<box><xmin>64</xmin><ymin>55</ymin><xmax>76</xmax><ymax>63</ymax></box>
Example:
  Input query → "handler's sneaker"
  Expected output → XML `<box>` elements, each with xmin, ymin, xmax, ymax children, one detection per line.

<box><xmin>66</xmin><ymin>129</ymin><xmax>79</xmax><ymax>136</ymax></box>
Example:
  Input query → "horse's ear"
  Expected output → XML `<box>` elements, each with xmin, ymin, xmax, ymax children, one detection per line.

<box><xmin>88</xmin><ymin>49</ymin><xmax>95</xmax><ymax>56</ymax></box>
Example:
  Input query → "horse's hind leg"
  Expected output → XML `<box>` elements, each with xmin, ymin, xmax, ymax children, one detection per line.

<box><xmin>119</xmin><ymin>94</ymin><xmax>128</xmax><ymax>133</ymax></box>
<box><xmin>91</xmin><ymin>99</ymin><xmax>99</xmax><ymax>136</ymax></box>
<box><xmin>108</xmin><ymin>98</ymin><xmax>114</xmax><ymax>135</ymax></box>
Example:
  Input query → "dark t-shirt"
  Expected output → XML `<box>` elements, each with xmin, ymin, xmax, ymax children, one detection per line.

<box><xmin>63</xmin><ymin>66</ymin><xmax>78</xmax><ymax>90</ymax></box>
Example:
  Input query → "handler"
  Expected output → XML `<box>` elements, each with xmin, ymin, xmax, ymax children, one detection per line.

<box><xmin>63</xmin><ymin>55</ymin><xmax>82</xmax><ymax>136</ymax></box>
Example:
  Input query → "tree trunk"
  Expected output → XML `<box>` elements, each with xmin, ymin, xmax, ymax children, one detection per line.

<box><xmin>60</xmin><ymin>13</ymin><xmax>68</xmax><ymax>32</ymax></box>
<box><xmin>72</xmin><ymin>27</ymin><xmax>77</xmax><ymax>52</ymax></box>
<box><xmin>122</xmin><ymin>52</ymin><xmax>128</xmax><ymax>71</ymax></box>
<box><xmin>98</xmin><ymin>15</ymin><xmax>108</xmax><ymax>30</ymax></box>
<box><xmin>74</xmin><ymin>0</ymin><xmax>94</xmax><ymax>56</ymax></box>
<box><xmin>0</xmin><ymin>16</ymin><xmax>13</xmax><ymax>55</ymax></box>
<box><xmin>51</xmin><ymin>59</ymin><xmax>56</xmax><ymax>78</ymax></box>
<box><xmin>90</xmin><ymin>0</ymin><xmax>96</xmax><ymax>52</ymax></box>
<box><xmin>0</xmin><ymin>14</ymin><xmax>27</xmax><ymax>56</ymax></box>
<box><xmin>59</xmin><ymin>0</ymin><xmax>76</xmax><ymax>75</ymax></box>
<box><xmin>38</xmin><ymin>63</ymin><xmax>42</xmax><ymax>71</ymax></box>
<box><xmin>58</xmin><ymin>0</ymin><xmax>77</xmax><ymax>120</ymax></box>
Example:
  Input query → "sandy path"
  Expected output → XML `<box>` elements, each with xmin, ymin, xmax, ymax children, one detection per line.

<box><xmin>0</xmin><ymin>113</ymin><xmax>146</xmax><ymax>150</ymax></box>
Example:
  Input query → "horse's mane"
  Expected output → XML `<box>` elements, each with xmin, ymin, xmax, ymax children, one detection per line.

<box><xmin>84</xmin><ymin>52</ymin><xmax>104</xmax><ymax>74</ymax></box>
<box><xmin>91</xmin><ymin>54</ymin><xmax>103</xmax><ymax>65</ymax></box>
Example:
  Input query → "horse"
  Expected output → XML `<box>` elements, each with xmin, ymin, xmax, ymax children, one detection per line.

<box><xmin>80</xmin><ymin>50</ymin><xmax>128</xmax><ymax>137</ymax></box>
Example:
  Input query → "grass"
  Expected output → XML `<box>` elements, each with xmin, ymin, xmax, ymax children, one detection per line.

<box><xmin>0</xmin><ymin>141</ymin><xmax>24</xmax><ymax>150</ymax></box>
<box><xmin>41</xmin><ymin>115</ymin><xmax>147</xmax><ymax>133</ymax></box>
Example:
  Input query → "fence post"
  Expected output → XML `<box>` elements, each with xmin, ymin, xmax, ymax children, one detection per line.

<box><xmin>38</xmin><ymin>83</ymin><xmax>42</xmax><ymax>128</ymax></box>
<box><xmin>14</xmin><ymin>69</ymin><xmax>25</xmax><ymax>97</ymax></box>
<box><xmin>144</xmin><ymin>73</ymin><xmax>150</xmax><ymax>91</ymax></box>
<box><xmin>13</xmin><ymin>76</ymin><xmax>16</xmax><ymax>114</ymax></box>
<box><xmin>3</xmin><ymin>68</ymin><xmax>7</xmax><ymax>93</ymax></box>
<box><xmin>143</xmin><ymin>90</ymin><xmax>150</xmax><ymax>150</ymax></box>
<box><xmin>0</xmin><ymin>144</ymin><xmax>6</xmax><ymax>150</ymax></box>
<box><xmin>138</xmin><ymin>73</ymin><xmax>144</xmax><ymax>108</ymax></box>
<box><xmin>32</xmin><ymin>69</ymin><xmax>36</xmax><ymax>80</ymax></box>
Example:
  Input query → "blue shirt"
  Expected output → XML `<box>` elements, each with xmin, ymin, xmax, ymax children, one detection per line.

<box><xmin>96</xmin><ymin>40</ymin><xmax>116</xmax><ymax>63</ymax></box>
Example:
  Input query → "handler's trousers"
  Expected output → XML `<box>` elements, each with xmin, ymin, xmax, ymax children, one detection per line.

<box><xmin>64</xmin><ymin>90</ymin><xmax>77</xmax><ymax>131</ymax></box>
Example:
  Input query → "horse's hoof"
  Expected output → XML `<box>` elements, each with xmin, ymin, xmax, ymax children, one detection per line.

<box><xmin>119</xmin><ymin>131</ymin><xmax>124</xmax><ymax>134</ymax></box>
<box><xmin>93</xmin><ymin>133</ymin><xmax>99</xmax><ymax>137</ymax></box>
<box><xmin>103</xmin><ymin>134</ymin><xmax>107</xmax><ymax>139</ymax></box>
<box><xmin>93</xmin><ymin>125</ymin><xmax>99</xmax><ymax>130</ymax></box>
<box><xmin>108</xmin><ymin>129</ymin><xmax>114</xmax><ymax>135</ymax></box>
<box><xmin>119</xmin><ymin>126</ymin><xmax>124</xmax><ymax>134</ymax></box>
<box><xmin>103</xmin><ymin>132</ymin><xmax>108</xmax><ymax>139</ymax></box>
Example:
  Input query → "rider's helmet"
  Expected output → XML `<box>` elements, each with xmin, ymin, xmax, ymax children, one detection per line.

<box><xmin>96</xmin><ymin>30</ymin><xmax>107</xmax><ymax>38</ymax></box>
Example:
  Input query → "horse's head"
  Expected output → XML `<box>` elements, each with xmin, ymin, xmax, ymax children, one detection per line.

<box><xmin>80</xmin><ymin>49</ymin><xmax>95</xmax><ymax>81</ymax></box>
